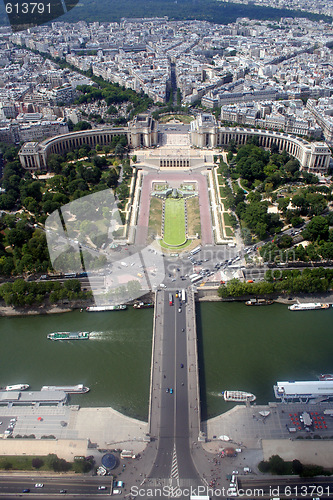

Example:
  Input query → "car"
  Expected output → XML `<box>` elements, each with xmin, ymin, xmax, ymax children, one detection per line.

<box><xmin>113</xmin><ymin>489</ymin><xmax>121</xmax><ymax>495</ymax></box>
<box><xmin>166</xmin><ymin>388</ymin><xmax>169</xmax><ymax>393</ymax></box>
<box><xmin>35</xmin><ymin>483</ymin><xmax>44</xmax><ymax>488</ymax></box>
<box><xmin>170</xmin><ymin>388</ymin><xmax>173</xmax><ymax>394</ymax></box>
<box><xmin>232</xmin><ymin>470</ymin><xmax>239</xmax><ymax>474</ymax></box>
<box><xmin>22</xmin><ymin>489</ymin><xmax>30</xmax><ymax>493</ymax></box>
<box><xmin>180</xmin><ymin>363</ymin><xmax>184</xmax><ymax>368</ymax></box>
<box><xmin>59</xmin><ymin>490</ymin><xmax>67</xmax><ymax>494</ymax></box>
<box><xmin>0</xmin><ymin>421</ymin><xmax>2</xmax><ymax>425</ymax></box>
<box><xmin>178</xmin><ymin>308</ymin><xmax>182</xmax><ymax>313</ymax></box>
<box><xmin>98</xmin><ymin>486</ymin><xmax>107</xmax><ymax>490</ymax></box>
<box><xmin>181</xmin><ymin>328</ymin><xmax>185</xmax><ymax>332</ymax></box>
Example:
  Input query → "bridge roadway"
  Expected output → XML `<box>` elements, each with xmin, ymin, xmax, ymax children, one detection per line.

<box><xmin>147</xmin><ymin>287</ymin><xmax>203</xmax><ymax>493</ymax></box>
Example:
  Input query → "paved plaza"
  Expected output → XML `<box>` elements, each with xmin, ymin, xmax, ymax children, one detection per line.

<box><xmin>0</xmin><ymin>405</ymin><xmax>148</xmax><ymax>460</ymax></box>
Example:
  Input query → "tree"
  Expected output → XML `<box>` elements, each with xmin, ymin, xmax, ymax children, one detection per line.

<box><xmin>7</xmin><ymin>228</ymin><xmax>30</xmax><ymax>247</ymax></box>
<box><xmin>73</xmin><ymin>121</ymin><xmax>92</xmax><ymax>132</ymax></box>
<box><xmin>106</xmin><ymin>169</ymin><xmax>119</xmax><ymax>189</ymax></box>
<box><xmin>292</xmin><ymin>194</ymin><xmax>309</xmax><ymax>214</ymax></box>
<box><xmin>291</xmin><ymin>216</ymin><xmax>303</xmax><ymax>227</ymax></box>
<box><xmin>303</xmin><ymin>172</ymin><xmax>318</xmax><ymax>184</ymax></box>
<box><xmin>47</xmin><ymin>154</ymin><xmax>64</xmax><ymax>173</ymax></box>
<box><xmin>277</xmin><ymin>234</ymin><xmax>292</xmax><ymax>249</ymax></box>
<box><xmin>302</xmin><ymin>216</ymin><xmax>329</xmax><ymax>241</ymax></box>
<box><xmin>32</xmin><ymin>458</ymin><xmax>44</xmax><ymax>469</ymax></box>
<box><xmin>278</xmin><ymin>197</ymin><xmax>289</xmax><ymax>212</ymax></box>
<box><xmin>67</xmin><ymin>118</ymin><xmax>74</xmax><ymax>131</ymax></box>
<box><xmin>93</xmin><ymin>156</ymin><xmax>107</xmax><ymax>169</ymax></box>
<box><xmin>268</xmin><ymin>455</ymin><xmax>287</xmax><ymax>475</ymax></box>
<box><xmin>115</xmin><ymin>143</ymin><xmax>125</xmax><ymax>158</ymax></box>
<box><xmin>23</xmin><ymin>197</ymin><xmax>39</xmax><ymax>213</ymax></box>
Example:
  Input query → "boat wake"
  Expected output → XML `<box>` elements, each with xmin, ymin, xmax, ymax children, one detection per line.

<box><xmin>89</xmin><ymin>331</ymin><xmax>114</xmax><ymax>340</ymax></box>
<box><xmin>208</xmin><ymin>391</ymin><xmax>224</xmax><ymax>398</ymax></box>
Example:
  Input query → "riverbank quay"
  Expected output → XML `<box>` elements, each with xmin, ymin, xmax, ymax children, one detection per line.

<box><xmin>0</xmin><ymin>292</ymin><xmax>156</xmax><ymax>316</ymax></box>
<box><xmin>0</xmin><ymin>289</ymin><xmax>333</xmax><ymax>316</ymax></box>
<box><xmin>1</xmin><ymin>402</ymin><xmax>333</xmax><ymax>487</ymax></box>
<box><xmin>202</xmin><ymin>401</ymin><xmax>333</xmax><ymax>468</ymax></box>
<box><xmin>0</xmin><ymin>305</ymin><xmax>73</xmax><ymax>316</ymax></box>
<box><xmin>0</xmin><ymin>406</ymin><xmax>149</xmax><ymax>461</ymax></box>
<box><xmin>195</xmin><ymin>285</ymin><xmax>333</xmax><ymax>305</ymax></box>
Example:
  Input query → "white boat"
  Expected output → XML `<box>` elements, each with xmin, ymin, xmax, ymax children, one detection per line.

<box><xmin>223</xmin><ymin>390</ymin><xmax>256</xmax><ymax>402</ymax></box>
<box><xmin>41</xmin><ymin>384</ymin><xmax>89</xmax><ymax>394</ymax></box>
<box><xmin>5</xmin><ymin>384</ymin><xmax>29</xmax><ymax>391</ymax></box>
<box><xmin>288</xmin><ymin>302</ymin><xmax>330</xmax><ymax>311</ymax></box>
<box><xmin>86</xmin><ymin>304</ymin><xmax>127</xmax><ymax>312</ymax></box>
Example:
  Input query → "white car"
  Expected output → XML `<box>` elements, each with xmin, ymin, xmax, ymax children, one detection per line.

<box><xmin>35</xmin><ymin>484</ymin><xmax>44</xmax><ymax>488</ymax></box>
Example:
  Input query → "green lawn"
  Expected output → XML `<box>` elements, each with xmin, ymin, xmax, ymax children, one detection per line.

<box><xmin>148</xmin><ymin>197</ymin><xmax>163</xmax><ymax>241</ymax></box>
<box><xmin>223</xmin><ymin>212</ymin><xmax>233</xmax><ymax>226</ymax></box>
<box><xmin>163</xmin><ymin>198</ymin><xmax>186</xmax><ymax>246</ymax></box>
<box><xmin>223</xmin><ymin>212</ymin><xmax>234</xmax><ymax>237</ymax></box>
<box><xmin>186</xmin><ymin>196</ymin><xmax>201</xmax><ymax>237</ymax></box>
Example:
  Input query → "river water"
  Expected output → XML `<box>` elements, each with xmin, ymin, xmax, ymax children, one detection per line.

<box><xmin>0</xmin><ymin>303</ymin><xmax>332</xmax><ymax>421</ymax></box>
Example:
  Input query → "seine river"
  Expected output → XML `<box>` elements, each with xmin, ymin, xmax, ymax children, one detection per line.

<box><xmin>1</xmin><ymin>303</ymin><xmax>332</xmax><ymax>421</ymax></box>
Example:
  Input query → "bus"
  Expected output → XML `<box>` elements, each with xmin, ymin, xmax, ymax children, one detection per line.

<box><xmin>181</xmin><ymin>289</ymin><xmax>186</xmax><ymax>303</ymax></box>
<box><xmin>191</xmin><ymin>275</ymin><xmax>202</xmax><ymax>284</ymax></box>
<box><xmin>120</xmin><ymin>450</ymin><xmax>136</xmax><ymax>459</ymax></box>
<box><xmin>169</xmin><ymin>293</ymin><xmax>173</xmax><ymax>306</ymax></box>
<box><xmin>190</xmin><ymin>245</ymin><xmax>201</xmax><ymax>256</ymax></box>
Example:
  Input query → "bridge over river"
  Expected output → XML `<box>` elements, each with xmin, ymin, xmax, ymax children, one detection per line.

<box><xmin>145</xmin><ymin>287</ymin><xmax>205</xmax><ymax>493</ymax></box>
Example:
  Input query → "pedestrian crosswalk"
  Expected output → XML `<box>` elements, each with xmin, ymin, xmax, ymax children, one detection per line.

<box><xmin>171</xmin><ymin>444</ymin><xmax>179</xmax><ymax>483</ymax></box>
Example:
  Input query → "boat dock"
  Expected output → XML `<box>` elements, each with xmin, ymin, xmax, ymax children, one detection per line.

<box><xmin>274</xmin><ymin>380</ymin><xmax>333</xmax><ymax>402</ymax></box>
<box><xmin>0</xmin><ymin>390</ymin><xmax>68</xmax><ymax>407</ymax></box>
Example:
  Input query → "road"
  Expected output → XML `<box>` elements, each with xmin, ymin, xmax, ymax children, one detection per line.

<box><xmin>0</xmin><ymin>475</ymin><xmax>112</xmax><ymax>497</ymax></box>
<box><xmin>238</xmin><ymin>475</ymin><xmax>333</xmax><ymax>499</ymax></box>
